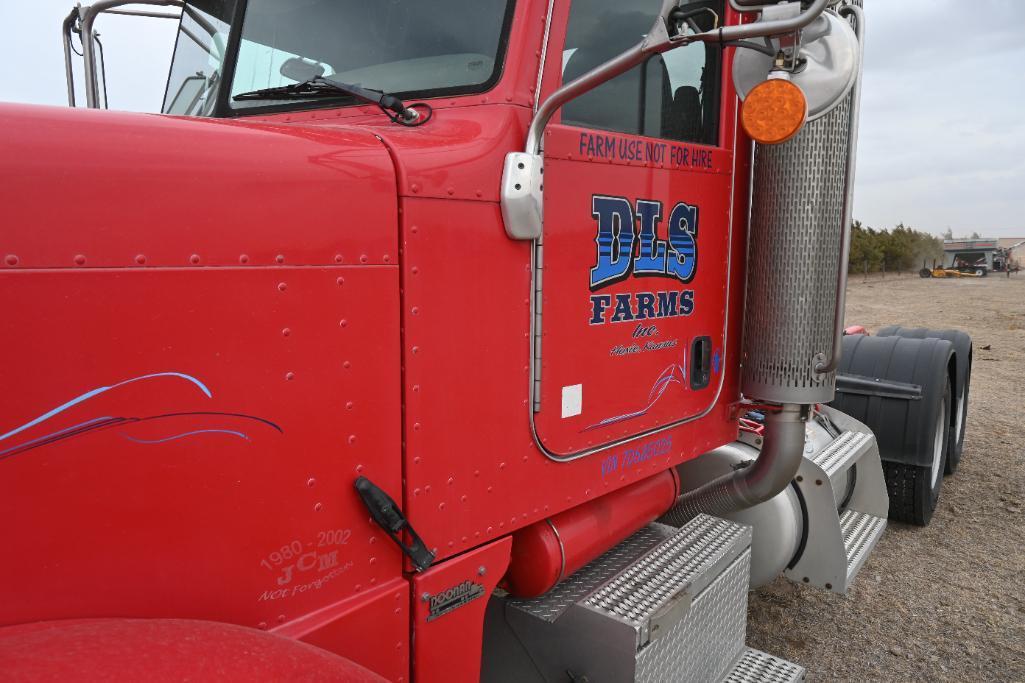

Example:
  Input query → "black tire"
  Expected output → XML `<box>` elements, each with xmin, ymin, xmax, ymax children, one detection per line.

<box><xmin>975</xmin><ymin>268</ymin><xmax>986</xmax><ymax>277</ymax></box>
<box><xmin>880</xmin><ymin>378</ymin><xmax>950</xmax><ymax>525</ymax></box>
<box><xmin>919</xmin><ymin>268</ymin><xmax>933</xmax><ymax>278</ymax></box>
<box><xmin>831</xmin><ymin>335</ymin><xmax>954</xmax><ymax>526</ymax></box>
<box><xmin>877</xmin><ymin>327</ymin><xmax>973</xmax><ymax>473</ymax></box>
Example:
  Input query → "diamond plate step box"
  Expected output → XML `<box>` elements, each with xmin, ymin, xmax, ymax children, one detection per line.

<box><xmin>483</xmin><ymin>515</ymin><xmax>779</xmax><ymax>682</ymax></box>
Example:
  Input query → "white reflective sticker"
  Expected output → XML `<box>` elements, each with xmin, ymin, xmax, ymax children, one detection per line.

<box><xmin>562</xmin><ymin>384</ymin><xmax>583</xmax><ymax>418</ymax></box>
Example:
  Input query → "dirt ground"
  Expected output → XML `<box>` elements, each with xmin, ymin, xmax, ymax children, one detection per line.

<box><xmin>747</xmin><ymin>274</ymin><xmax>1025</xmax><ymax>682</ymax></box>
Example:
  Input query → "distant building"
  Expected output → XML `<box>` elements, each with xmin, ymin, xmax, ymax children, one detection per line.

<box><xmin>943</xmin><ymin>237</ymin><xmax>1024</xmax><ymax>273</ymax></box>
<box><xmin>943</xmin><ymin>239</ymin><xmax>998</xmax><ymax>271</ymax></box>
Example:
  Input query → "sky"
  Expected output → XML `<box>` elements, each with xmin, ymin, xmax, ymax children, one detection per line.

<box><xmin>1</xmin><ymin>0</ymin><xmax>1023</xmax><ymax>238</ymax></box>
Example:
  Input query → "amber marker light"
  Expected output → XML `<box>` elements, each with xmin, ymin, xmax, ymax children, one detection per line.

<box><xmin>741</xmin><ymin>77</ymin><xmax>809</xmax><ymax>145</ymax></box>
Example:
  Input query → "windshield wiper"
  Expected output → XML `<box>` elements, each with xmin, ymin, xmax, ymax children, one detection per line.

<box><xmin>233</xmin><ymin>76</ymin><xmax>430</xmax><ymax>126</ymax></box>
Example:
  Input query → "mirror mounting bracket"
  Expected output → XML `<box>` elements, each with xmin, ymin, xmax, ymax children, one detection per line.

<box><xmin>500</xmin><ymin>0</ymin><xmax>830</xmax><ymax>242</ymax></box>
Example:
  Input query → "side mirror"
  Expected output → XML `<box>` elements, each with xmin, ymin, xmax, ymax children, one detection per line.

<box><xmin>734</xmin><ymin>11</ymin><xmax>860</xmax><ymax>125</ymax></box>
<box><xmin>165</xmin><ymin>72</ymin><xmax>208</xmax><ymax>115</ymax></box>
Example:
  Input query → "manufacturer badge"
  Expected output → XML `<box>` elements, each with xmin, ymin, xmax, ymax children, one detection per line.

<box><xmin>427</xmin><ymin>580</ymin><xmax>485</xmax><ymax>622</ymax></box>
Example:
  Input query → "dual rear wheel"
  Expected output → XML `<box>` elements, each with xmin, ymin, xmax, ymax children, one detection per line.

<box><xmin>877</xmin><ymin>326</ymin><xmax>973</xmax><ymax>474</ymax></box>
<box><xmin>832</xmin><ymin>328</ymin><xmax>971</xmax><ymax>526</ymax></box>
<box><xmin>878</xmin><ymin>378</ymin><xmax>949</xmax><ymax>526</ymax></box>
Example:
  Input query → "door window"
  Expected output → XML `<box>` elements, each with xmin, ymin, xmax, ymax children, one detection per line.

<box><xmin>162</xmin><ymin>0</ymin><xmax>236</xmax><ymax>116</ymax></box>
<box><xmin>561</xmin><ymin>0</ymin><xmax>723</xmax><ymax>145</ymax></box>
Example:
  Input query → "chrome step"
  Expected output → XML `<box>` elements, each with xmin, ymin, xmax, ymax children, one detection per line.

<box><xmin>721</xmin><ymin>648</ymin><xmax>806</xmax><ymax>683</ymax></box>
<box><xmin>841</xmin><ymin>509</ymin><xmax>887</xmax><ymax>586</ymax></box>
<box><xmin>811</xmin><ymin>430</ymin><xmax>873</xmax><ymax>478</ymax></box>
<box><xmin>784</xmin><ymin>405</ymin><xmax>889</xmax><ymax>594</ymax></box>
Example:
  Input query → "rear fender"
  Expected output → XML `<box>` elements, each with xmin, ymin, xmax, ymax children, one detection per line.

<box><xmin>831</xmin><ymin>335</ymin><xmax>954</xmax><ymax>468</ymax></box>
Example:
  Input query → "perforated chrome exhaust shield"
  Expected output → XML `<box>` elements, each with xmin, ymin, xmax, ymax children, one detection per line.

<box><xmin>741</xmin><ymin>95</ymin><xmax>854</xmax><ymax>404</ymax></box>
<box><xmin>741</xmin><ymin>4</ymin><xmax>864</xmax><ymax>405</ymax></box>
<box><xmin>665</xmin><ymin>4</ymin><xmax>865</xmax><ymax>530</ymax></box>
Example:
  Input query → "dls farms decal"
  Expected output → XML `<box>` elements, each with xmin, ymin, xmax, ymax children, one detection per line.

<box><xmin>588</xmin><ymin>195</ymin><xmax>698</xmax><ymax>341</ymax></box>
<box><xmin>580</xmin><ymin>193</ymin><xmax>718</xmax><ymax>434</ymax></box>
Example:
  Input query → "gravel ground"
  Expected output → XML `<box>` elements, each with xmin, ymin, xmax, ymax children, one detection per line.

<box><xmin>747</xmin><ymin>274</ymin><xmax>1025</xmax><ymax>682</ymax></box>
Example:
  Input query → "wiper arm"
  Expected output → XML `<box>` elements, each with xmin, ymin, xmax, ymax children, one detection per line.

<box><xmin>233</xmin><ymin>76</ymin><xmax>430</xmax><ymax>126</ymax></box>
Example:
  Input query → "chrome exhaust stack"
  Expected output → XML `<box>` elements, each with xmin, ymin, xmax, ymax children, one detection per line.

<box><xmin>664</xmin><ymin>2</ymin><xmax>866</xmax><ymax>526</ymax></box>
<box><xmin>740</xmin><ymin>1</ymin><xmax>865</xmax><ymax>401</ymax></box>
<box><xmin>740</xmin><ymin>86</ymin><xmax>854</xmax><ymax>401</ymax></box>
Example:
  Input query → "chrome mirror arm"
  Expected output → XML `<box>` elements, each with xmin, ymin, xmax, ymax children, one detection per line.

<box><xmin>503</xmin><ymin>0</ymin><xmax>828</xmax><ymax>241</ymax></box>
<box><xmin>524</xmin><ymin>17</ymin><xmax>674</xmax><ymax>156</ymax></box>
<box><xmin>706</xmin><ymin>0</ymin><xmax>828</xmax><ymax>44</ymax></box>
<box><xmin>62</xmin><ymin>9</ymin><xmax>79</xmax><ymax>107</ymax></box>
<box><xmin>65</xmin><ymin>0</ymin><xmax>185</xmax><ymax>109</ymax></box>
<box><xmin>523</xmin><ymin>0</ymin><xmax>828</xmax><ymax>156</ymax></box>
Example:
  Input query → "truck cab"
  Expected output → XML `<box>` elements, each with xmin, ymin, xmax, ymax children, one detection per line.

<box><xmin>1</xmin><ymin>1</ymin><xmax>971</xmax><ymax>681</ymax></box>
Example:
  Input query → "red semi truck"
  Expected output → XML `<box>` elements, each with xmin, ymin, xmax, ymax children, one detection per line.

<box><xmin>0</xmin><ymin>0</ymin><xmax>973</xmax><ymax>680</ymax></box>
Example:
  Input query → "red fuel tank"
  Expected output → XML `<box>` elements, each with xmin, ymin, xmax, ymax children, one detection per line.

<box><xmin>504</xmin><ymin>469</ymin><xmax>680</xmax><ymax>597</ymax></box>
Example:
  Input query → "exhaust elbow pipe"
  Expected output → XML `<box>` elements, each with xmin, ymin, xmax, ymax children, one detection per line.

<box><xmin>660</xmin><ymin>404</ymin><xmax>808</xmax><ymax>526</ymax></box>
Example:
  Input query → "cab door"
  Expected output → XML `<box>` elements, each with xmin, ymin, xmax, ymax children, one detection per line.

<box><xmin>532</xmin><ymin>0</ymin><xmax>736</xmax><ymax>458</ymax></box>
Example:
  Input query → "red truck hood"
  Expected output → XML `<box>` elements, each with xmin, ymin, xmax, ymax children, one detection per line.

<box><xmin>0</xmin><ymin>103</ymin><xmax>399</xmax><ymax>269</ymax></box>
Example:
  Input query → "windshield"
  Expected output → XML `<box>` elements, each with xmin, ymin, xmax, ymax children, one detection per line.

<box><xmin>163</xmin><ymin>0</ymin><xmax>514</xmax><ymax>115</ymax></box>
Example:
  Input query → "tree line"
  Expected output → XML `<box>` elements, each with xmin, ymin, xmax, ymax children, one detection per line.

<box><xmin>847</xmin><ymin>221</ymin><xmax>944</xmax><ymax>274</ymax></box>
